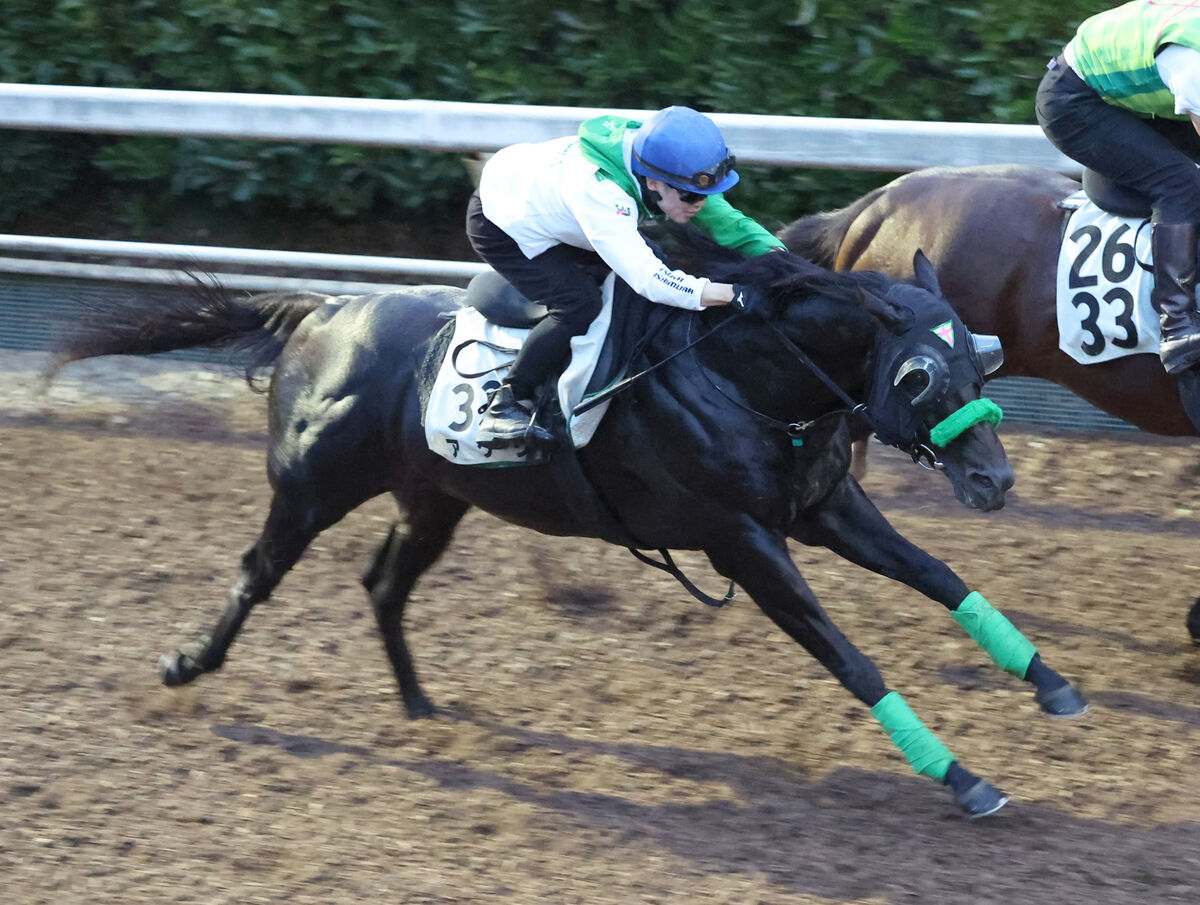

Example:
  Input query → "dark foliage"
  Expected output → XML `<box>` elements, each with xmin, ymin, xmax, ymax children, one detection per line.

<box><xmin>2</xmin><ymin>1</ymin><xmax>1113</xmax><ymax>242</ymax></box>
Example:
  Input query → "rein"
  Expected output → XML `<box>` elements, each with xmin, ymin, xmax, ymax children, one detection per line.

<box><xmin>575</xmin><ymin>293</ymin><xmax>1001</xmax><ymax>466</ymax></box>
<box><xmin>572</xmin><ymin>309</ymin><xmax>741</xmax><ymax>415</ymax></box>
<box><xmin>693</xmin><ymin>310</ymin><xmax>867</xmax><ymax>445</ymax></box>
<box><xmin>698</xmin><ymin>304</ymin><xmax>1002</xmax><ymax>469</ymax></box>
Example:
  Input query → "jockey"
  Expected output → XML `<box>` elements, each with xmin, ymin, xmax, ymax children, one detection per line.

<box><xmin>1037</xmin><ymin>0</ymin><xmax>1200</xmax><ymax>375</ymax></box>
<box><xmin>466</xmin><ymin>104</ymin><xmax>785</xmax><ymax>448</ymax></box>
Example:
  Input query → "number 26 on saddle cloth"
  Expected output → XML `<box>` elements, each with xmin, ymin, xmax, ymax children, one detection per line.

<box><xmin>1055</xmin><ymin>193</ymin><xmax>1158</xmax><ymax>365</ymax></box>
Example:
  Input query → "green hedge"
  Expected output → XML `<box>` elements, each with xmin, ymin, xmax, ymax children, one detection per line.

<box><xmin>0</xmin><ymin>0</ymin><xmax>1113</xmax><ymax>240</ymax></box>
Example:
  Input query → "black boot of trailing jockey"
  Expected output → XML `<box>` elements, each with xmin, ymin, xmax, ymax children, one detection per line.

<box><xmin>1153</xmin><ymin>221</ymin><xmax>1200</xmax><ymax>375</ymax></box>
<box><xmin>478</xmin><ymin>382</ymin><xmax>554</xmax><ymax>449</ymax></box>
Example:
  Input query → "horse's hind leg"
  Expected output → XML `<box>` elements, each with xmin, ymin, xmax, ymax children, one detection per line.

<box><xmin>160</xmin><ymin>491</ymin><xmax>319</xmax><ymax>686</ymax></box>
<box><xmin>363</xmin><ymin>492</ymin><xmax>469</xmax><ymax>718</ymax></box>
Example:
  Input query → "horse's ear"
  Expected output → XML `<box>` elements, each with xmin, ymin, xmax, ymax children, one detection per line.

<box><xmin>856</xmin><ymin>285</ymin><xmax>912</xmax><ymax>334</ymax></box>
<box><xmin>911</xmin><ymin>249</ymin><xmax>942</xmax><ymax>297</ymax></box>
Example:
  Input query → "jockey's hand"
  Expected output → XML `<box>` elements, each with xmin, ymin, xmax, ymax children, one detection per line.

<box><xmin>730</xmin><ymin>284</ymin><xmax>757</xmax><ymax>311</ymax></box>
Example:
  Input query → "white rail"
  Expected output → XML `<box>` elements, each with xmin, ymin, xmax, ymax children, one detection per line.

<box><xmin>0</xmin><ymin>84</ymin><xmax>1080</xmax><ymax>284</ymax></box>
<box><xmin>0</xmin><ymin>235</ymin><xmax>488</xmax><ymax>282</ymax></box>
<box><xmin>0</xmin><ymin>83</ymin><xmax>1078</xmax><ymax>171</ymax></box>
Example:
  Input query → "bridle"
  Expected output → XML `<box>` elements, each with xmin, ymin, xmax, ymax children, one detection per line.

<box><xmin>574</xmin><ymin>291</ymin><xmax>1001</xmax><ymax>470</ymax></box>
<box><xmin>690</xmin><ymin>301</ymin><xmax>1002</xmax><ymax>470</ymax></box>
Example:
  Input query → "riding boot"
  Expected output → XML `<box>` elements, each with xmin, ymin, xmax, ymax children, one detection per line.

<box><xmin>1152</xmin><ymin>221</ymin><xmax>1200</xmax><ymax>374</ymax></box>
<box><xmin>478</xmin><ymin>382</ymin><xmax>554</xmax><ymax>449</ymax></box>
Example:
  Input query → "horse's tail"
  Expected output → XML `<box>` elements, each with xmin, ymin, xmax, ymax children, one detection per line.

<box><xmin>777</xmin><ymin>186</ymin><xmax>885</xmax><ymax>270</ymax></box>
<box><xmin>45</xmin><ymin>273</ymin><xmax>331</xmax><ymax>386</ymax></box>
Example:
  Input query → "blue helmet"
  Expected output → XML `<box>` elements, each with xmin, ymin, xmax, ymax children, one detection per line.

<box><xmin>631</xmin><ymin>106</ymin><xmax>739</xmax><ymax>195</ymax></box>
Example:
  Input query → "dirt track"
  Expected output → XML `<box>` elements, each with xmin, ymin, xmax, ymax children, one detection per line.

<box><xmin>4</xmin><ymin>354</ymin><xmax>1200</xmax><ymax>904</ymax></box>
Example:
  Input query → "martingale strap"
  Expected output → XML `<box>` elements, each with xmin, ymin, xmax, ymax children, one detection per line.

<box><xmin>628</xmin><ymin>547</ymin><xmax>737</xmax><ymax>608</ymax></box>
<box><xmin>929</xmin><ymin>398</ymin><xmax>1003</xmax><ymax>448</ymax></box>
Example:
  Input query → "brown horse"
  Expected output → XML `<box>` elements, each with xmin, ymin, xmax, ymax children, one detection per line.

<box><xmin>780</xmin><ymin>163</ymin><xmax>1200</xmax><ymax>641</ymax></box>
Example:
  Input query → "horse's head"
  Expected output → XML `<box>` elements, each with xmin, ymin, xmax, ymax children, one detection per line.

<box><xmin>659</xmin><ymin>228</ymin><xmax>1012</xmax><ymax>510</ymax></box>
<box><xmin>859</xmin><ymin>251</ymin><xmax>1012</xmax><ymax>510</ymax></box>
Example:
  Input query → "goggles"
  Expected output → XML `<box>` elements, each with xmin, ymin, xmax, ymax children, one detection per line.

<box><xmin>673</xmin><ymin>186</ymin><xmax>706</xmax><ymax>204</ymax></box>
<box><xmin>633</xmin><ymin>151</ymin><xmax>736</xmax><ymax>195</ymax></box>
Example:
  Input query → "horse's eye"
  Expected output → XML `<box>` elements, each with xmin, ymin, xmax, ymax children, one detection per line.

<box><xmin>892</xmin><ymin>354</ymin><xmax>941</xmax><ymax>406</ymax></box>
<box><xmin>898</xmin><ymin>368</ymin><xmax>930</xmax><ymax>399</ymax></box>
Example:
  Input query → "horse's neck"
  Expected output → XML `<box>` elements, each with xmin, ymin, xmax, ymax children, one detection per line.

<box><xmin>699</xmin><ymin>300</ymin><xmax>875</xmax><ymax>417</ymax></box>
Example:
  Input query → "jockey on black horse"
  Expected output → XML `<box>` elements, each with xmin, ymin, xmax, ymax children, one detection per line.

<box><xmin>465</xmin><ymin>104</ymin><xmax>785</xmax><ymax>449</ymax></box>
<box><xmin>1037</xmin><ymin>0</ymin><xmax>1200</xmax><ymax>376</ymax></box>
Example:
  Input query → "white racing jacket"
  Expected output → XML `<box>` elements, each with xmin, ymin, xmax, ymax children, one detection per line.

<box><xmin>479</xmin><ymin>132</ymin><xmax>711</xmax><ymax>309</ymax></box>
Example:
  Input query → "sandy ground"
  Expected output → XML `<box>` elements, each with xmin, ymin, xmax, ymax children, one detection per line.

<box><xmin>3</xmin><ymin>352</ymin><xmax>1200</xmax><ymax>904</ymax></box>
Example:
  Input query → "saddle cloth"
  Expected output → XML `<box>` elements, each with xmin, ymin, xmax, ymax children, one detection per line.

<box><xmin>422</xmin><ymin>273</ymin><xmax>616</xmax><ymax>466</ymax></box>
<box><xmin>1056</xmin><ymin>191</ymin><xmax>1157</xmax><ymax>365</ymax></box>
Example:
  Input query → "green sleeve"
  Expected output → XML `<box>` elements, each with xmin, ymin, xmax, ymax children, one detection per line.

<box><xmin>692</xmin><ymin>193</ymin><xmax>786</xmax><ymax>257</ymax></box>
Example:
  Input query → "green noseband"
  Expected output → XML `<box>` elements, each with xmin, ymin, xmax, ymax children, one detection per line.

<box><xmin>929</xmin><ymin>398</ymin><xmax>1003</xmax><ymax>448</ymax></box>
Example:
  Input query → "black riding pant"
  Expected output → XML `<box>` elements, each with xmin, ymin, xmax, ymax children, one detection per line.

<box><xmin>465</xmin><ymin>193</ymin><xmax>607</xmax><ymax>400</ymax></box>
<box><xmin>1036</xmin><ymin>54</ymin><xmax>1200</xmax><ymax>224</ymax></box>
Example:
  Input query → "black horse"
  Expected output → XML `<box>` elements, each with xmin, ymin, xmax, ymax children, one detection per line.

<box><xmin>48</xmin><ymin>244</ymin><xmax>1086</xmax><ymax>817</ymax></box>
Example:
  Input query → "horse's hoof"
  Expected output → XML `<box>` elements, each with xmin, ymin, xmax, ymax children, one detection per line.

<box><xmin>1035</xmin><ymin>683</ymin><xmax>1090</xmax><ymax>718</ymax></box>
<box><xmin>404</xmin><ymin>694</ymin><xmax>438</xmax><ymax>719</ymax></box>
<box><xmin>1186</xmin><ymin>598</ymin><xmax>1200</xmax><ymax>646</ymax></box>
<box><xmin>954</xmin><ymin>779</ymin><xmax>1009</xmax><ymax>819</ymax></box>
<box><xmin>159</xmin><ymin>651</ymin><xmax>203</xmax><ymax>687</ymax></box>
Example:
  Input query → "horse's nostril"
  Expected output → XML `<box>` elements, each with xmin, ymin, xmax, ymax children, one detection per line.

<box><xmin>970</xmin><ymin>470</ymin><xmax>1014</xmax><ymax>496</ymax></box>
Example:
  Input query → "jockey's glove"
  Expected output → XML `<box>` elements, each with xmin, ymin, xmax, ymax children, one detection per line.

<box><xmin>730</xmin><ymin>284</ymin><xmax>759</xmax><ymax>312</ymax></box>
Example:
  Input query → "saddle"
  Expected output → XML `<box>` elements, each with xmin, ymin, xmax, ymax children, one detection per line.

<box><xmin>1080</xmin><ymin>167</ymin><xmax>1152</xmax><ymax>219</ymax></box>
<box><xmin>417</xmin><ymin>269</ymin><xmax>675</xmax><ymax>466</ymax></box>
<box><xmin>464</xmin><ymin>270</ymin><xmax>550</xmax><ymax>328</ymax></box>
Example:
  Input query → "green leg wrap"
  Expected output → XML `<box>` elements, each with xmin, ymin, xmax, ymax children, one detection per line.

<box><xmin>870</xmin><ymin>691</ymin><xmax>954</xmax><ymax>781</ymax></box>
<box><xmin>951</xmin><ymin>591</ymin><xmax>1037</xmax><ymax>679</ymax></box>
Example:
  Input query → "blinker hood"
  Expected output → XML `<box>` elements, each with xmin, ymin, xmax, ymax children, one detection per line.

<box><xmin>866</xmin><ymin>312</ymin><xmax>989</xmax><ymax>451</ymax></box>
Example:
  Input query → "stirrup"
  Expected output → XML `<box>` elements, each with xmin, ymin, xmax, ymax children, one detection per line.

<box><xmin>477</xmin><ymin>422</ymin><xmax>555</xmax><ymax>449</ymax></box>
<box><xmin>478</xmin><ymin>393</ymin><xmax>554</xmax><ymax>448</ymax></box>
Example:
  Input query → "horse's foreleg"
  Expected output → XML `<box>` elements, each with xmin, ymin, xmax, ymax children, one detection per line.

<box><xmin>364</xmin><ymin>493</ymin><xmax>469</xmax><ymax>719</ymax></box>
<box><xmin>706</xmin><ymin>523</ymin><xmax>1006</xmax><ymax>818</ymax></box>
<box><xmin>792</xmin><ymin>478</ymin><xmax>1088</xmax><ymax>717</ymax></box>
<box><xmin>160</xmin><ymin>493</ymin><xmax>317</xmax><ymax>687</ymax></box>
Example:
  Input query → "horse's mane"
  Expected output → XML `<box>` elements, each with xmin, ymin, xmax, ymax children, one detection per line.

<box><xmin>651</xmin><ymin>222</ymin><xmax>894</xmax><ymax>307</ymax></box>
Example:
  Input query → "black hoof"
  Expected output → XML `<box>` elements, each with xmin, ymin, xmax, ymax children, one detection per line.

<box><xmin>159</xmin><ymin>651</ymin><xmax>204</xmax><ymax>687</ymax></box>
<box><xmin>1035</xmin><ymin>682</ymin><xmax>1090</xmax><ymax>718</ymax></box>
<box><xmin>404</xmin><ymin>693</ymin><xmax>438</xmax><ymax>720</ymax></box>
<box><xmin>1186</xmin><ymin>598</ymin><xmax>1200</xmax><ymax>646</ymax></box>
<box><xmin>954</xmin><ymin>779</ymin><xmax>1009</xmax><ymax>819</ymax></box>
